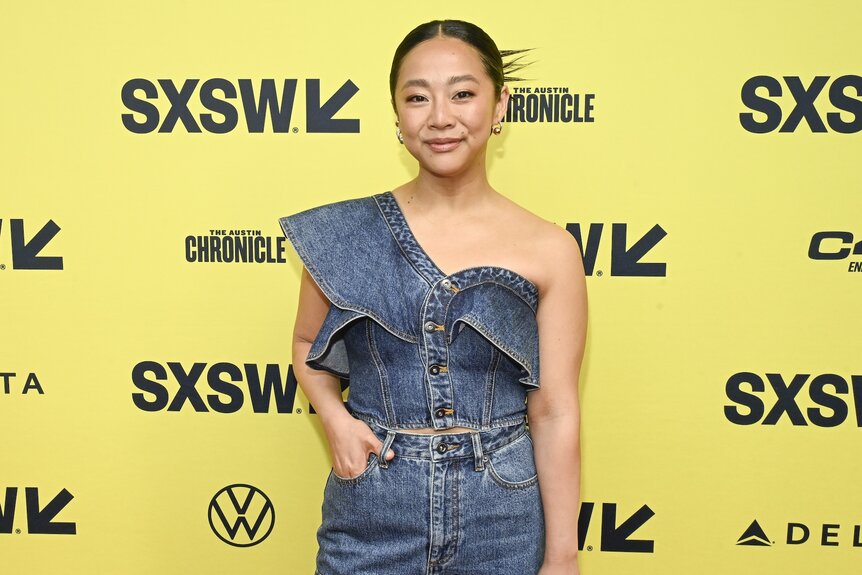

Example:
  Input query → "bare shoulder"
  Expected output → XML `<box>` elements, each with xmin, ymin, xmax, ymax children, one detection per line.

<box><xmin>496</xmin><ymin>193</ymin><xmax>578</xmax><ymax>249</ymax></box>
<box><xmin>495</xmin><ymin>195</ymin><xmax>585</xmax><ymax>292</ymax></box>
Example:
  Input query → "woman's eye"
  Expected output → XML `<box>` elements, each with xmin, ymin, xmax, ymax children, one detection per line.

<box><xmin>407</xmin><ymin>94</ymin><xmax>427</xmax><ymax>103</ymax></box>
<box><xmin>454</xmin><ymin>91</ymin><xmax>474</xmax><ymax>99</ymax></box>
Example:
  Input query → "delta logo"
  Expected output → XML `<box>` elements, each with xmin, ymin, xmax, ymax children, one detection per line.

<box><xmin>737</xmin><ymin>519</ymin><xmax>862</xmax><ymax>548</ymax></box>
<box><xmin>737</xmin><ymin>520</ymin><xmax>772</xmax><ymax>546</ymax></box>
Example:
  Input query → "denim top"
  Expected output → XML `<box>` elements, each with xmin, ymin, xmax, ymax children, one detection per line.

<box><xmin>279</xmin><ymin>191</ymin><xmax>540</xmax><ymax>431</ymax></box>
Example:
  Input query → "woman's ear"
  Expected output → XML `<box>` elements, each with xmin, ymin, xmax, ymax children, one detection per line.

<box><xmin>495</xmin><ymin>85</ymin><xmax>511</xmax><ymax>124</ymax></box>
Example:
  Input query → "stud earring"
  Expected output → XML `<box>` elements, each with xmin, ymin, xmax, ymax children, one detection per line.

<box><xmin>395</xmin><ymin>121</ymin><xmax>404</xmax><ymax>144</ymax></box>
<box><xmin>492</xmin><ymin>121</ymin><xmax>503</xmax><ymax>135</ymax></box>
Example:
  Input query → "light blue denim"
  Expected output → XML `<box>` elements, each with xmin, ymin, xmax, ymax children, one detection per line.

<box><xmin>280</xmin><ymin>191</ymin><xmax>545</xmax><ymax>574</ymax></box>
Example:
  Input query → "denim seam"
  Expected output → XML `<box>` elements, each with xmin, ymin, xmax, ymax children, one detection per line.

<box><xmin>449</xmin><ymin>275</ymin><xmax>539</xmax><ymax>313</ymax></box>
<box><xmin>439</xmin><ymin>288</ymin><xmax>455</xmax><ymax>424</ymax></box>
<box><xmin>441</xmin><ymin>459</ymin><xmax>461</xmax><ymax>566</ymax></box>
<box><xmin>426</xmin><ymin>463</ymin><xmax>437</xmax><ymax>575</ymax></box>
<box><xmin>374</xmin><ymin>194</ymin><xmax>440</xmax><ymax>284</ymax></box>
<box><xmin>352</xmin><ymin>412</ymin><xmax>525</xmax><ymax>431</ymax></box>
<box><xmin>487</xmin><ymin>463</ymin><xmax>539</xmax><ymax>489</ymax></box>
<box><xmin>484</xmin><ymin>429</ymin><xmax>530</xmax><ymax>454</ymax></box>
<box><xmin>482</xmin><ymin>348</ymin><xmax>500</xmax><ymax>427</ymax></box>
<box><xmin>359</xmin><ymin>424</ymin><xmax>527</xmax><ymax>456</ymax></box>
<box><xmin>391</xmin><ymin>442</ymin><xmax>529</xmax><ymax>464</ymax></box>
<box><xmin>366</xmin><ymin>319</ymin><xmax>396</xmax><ymax>426</ymax></box>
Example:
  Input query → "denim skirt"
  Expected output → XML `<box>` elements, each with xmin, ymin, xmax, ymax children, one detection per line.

<box><xmin>314</xmin><ymin>421</ymin><xmax>545</xmax><ymax>575</ymax></box>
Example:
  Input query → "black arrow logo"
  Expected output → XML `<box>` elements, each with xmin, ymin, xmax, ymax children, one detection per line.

<box><xmin>11</xmin><ymin>219</ymin><xmax>64</xmax><ymax>270</ymax></box>
<box><xmin>306</xmin><ymin>79</ymin><xmax>360</xmax><ymax>133</ymax></box>
<box><xmin>601</xmin><ymin>503</ymin><xmax>655</xmax><ymax>552</ymax></box>
<box><xmin>577</xmin><ymin>501</ymin><xmax>595</xmax><ymax>550</ymax></box>
<box><xmin>611</xmin><ymin>224</ymin><xmax>667</xmax><ymax>277</ymax></box>
<box><xmin>25</xmin><ymin>488</ymin><xmax>76</xmax><ymax>534</ymax></box>
<box><xmin>0</xmin><ymin>487</ymin><xmax>18</xmax><ymax>534</ymax></box>
<box><xmin>566</xmin><ymin>223</ymin><xmax>604</xmax><ymax>276</ymax></box>
<box><xmin>737</xmin><ymin>519</ymin><xmax>771</xmax><ymax>546</ymax></box>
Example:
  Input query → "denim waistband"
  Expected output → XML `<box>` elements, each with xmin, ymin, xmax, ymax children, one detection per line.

<box><xmin>365</xmin><ymin>419</ymin><xmax>528</xmax><ymax>470</ymax></box>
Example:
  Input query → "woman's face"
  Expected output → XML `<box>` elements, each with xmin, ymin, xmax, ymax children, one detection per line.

<box><xmin>393</xmin><ymin>36</ymin><xmax>509</xmax><ymax>179</ymax></box>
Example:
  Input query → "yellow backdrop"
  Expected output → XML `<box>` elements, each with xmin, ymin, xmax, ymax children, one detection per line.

<box><xmin>2</xmin><ymin>1</ymin><xmax>860</xmax><ymax>573</ymax></box>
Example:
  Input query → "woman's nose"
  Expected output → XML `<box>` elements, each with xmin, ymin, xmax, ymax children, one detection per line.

<box><xmin>428</xmin><ymin>99</ymin><xmax>455</xmax><ymax>129</ymax></box>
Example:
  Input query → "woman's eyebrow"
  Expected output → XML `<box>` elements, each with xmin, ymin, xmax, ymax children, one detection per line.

<box><xmin>447</xmin><ymin>74</ymin><xmax>480</xmax><ymax>85</ymax></box>
<box><xmin>400</xmin><ymin>74</ymin><xmax>481</xmax><ymax>90</ymax></box>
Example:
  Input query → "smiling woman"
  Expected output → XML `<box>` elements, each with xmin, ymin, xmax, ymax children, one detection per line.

<box><xmin>394</xmin><ymin>37</ymin><xmax>504</xmax><ymax>177</ymax></box>
<box><xmin>280</xmin><ymin>19</ymin><xmax>586</xmax><ymax>575</ymax></box>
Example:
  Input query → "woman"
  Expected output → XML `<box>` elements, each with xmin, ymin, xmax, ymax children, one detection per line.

<box><xmin>280</xmin><ymin>19</ymin><xmax>586</xmax><ymax>575</ymax></box>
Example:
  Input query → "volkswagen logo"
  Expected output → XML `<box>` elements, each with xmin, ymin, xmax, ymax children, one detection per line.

<box><xmin>208</xmin><ymin>484</ymin><xmax>275</xmax><ymax>547</ymax></box>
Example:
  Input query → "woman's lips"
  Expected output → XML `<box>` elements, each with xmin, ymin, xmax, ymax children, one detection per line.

<box><xmin>425</xmin><ymin>138</ymin><xmax>461</xmax><ymax>152</ymax></box>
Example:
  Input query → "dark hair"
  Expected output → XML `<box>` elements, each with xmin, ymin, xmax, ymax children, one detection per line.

<box><xmin>389</xmin><ymin>19</ymin><xmax>530</xmax><ymax>108</ymax></box>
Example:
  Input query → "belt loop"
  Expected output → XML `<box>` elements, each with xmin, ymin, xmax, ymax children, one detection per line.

<box><xmin>377</xmin><ymin>430</ymin><xmax>397</xmax><ymax>469</ymax></box>
<box><xmin>471</xmin><ymin>432</ymin><xmax>485</xmax><ymax>472</ymax></box>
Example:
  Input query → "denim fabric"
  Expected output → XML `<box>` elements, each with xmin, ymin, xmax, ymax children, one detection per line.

<box><xmin>317</xmin><ymin>422</ymin><xmax>544</xmax><ymax>575</ymax></box>
<box><xmin>280</xmin><ymin>191</ymin><xmax>544</xmax><ymax>573</ymax></box>
<box><xmin>279</xmin><ymin>191</ymin><xmax>540</xmax><ymax>431</ymax></box>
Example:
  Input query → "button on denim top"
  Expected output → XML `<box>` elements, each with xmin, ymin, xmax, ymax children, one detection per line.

<box><xmin>280</xmin><ymin>191</ymin><xmax>540</xmax><ymax>431</ymax></box>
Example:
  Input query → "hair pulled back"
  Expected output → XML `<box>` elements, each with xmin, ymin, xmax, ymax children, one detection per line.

<box><xmin>389</xmin><ymin>19</ymin><xmax>530</xmax><ymax>108</ymax></box>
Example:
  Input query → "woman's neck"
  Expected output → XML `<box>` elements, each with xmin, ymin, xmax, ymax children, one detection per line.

<box><xmin>402</xmin><ymin>168</ymin><xmax>495</xmax><ymax>213</ymax></box>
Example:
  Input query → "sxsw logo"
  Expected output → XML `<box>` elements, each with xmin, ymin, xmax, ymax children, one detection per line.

<box><xmin>567</xmin><ymin>223</ymin><xmax>667</xmax><ymax>277</ymax></box>
<box><xmin>808</xmin><ymin>231</ymin><xmax>862</xmax><ymax>273</ymax></box>
<box><xmin>739</xmin><ymin>75</ymin><xmax>862</xmax><ymax>133</ymax></box>
<box><xmin>724</xmin><ymin>372</ymin><xmax>862</xmax><ymax>427</ymax></box>
<box><xmin>132</xmin><ymin>361</ymin><xmax>321</xmax><ymax>414</ymax></box>
<box><xmin>578</xmin><ymin>502</ymin><xmax>655</xmax><ymax>553</ymax></box>
<box><xmin>0</xmin><ymin>487</ymin><xmax>76</xmax><ymax>535</ymax></box>
<box><xmin>0</xmin><ymin>219</ymin><xmax>63</xmax><ymax>270</ymax></box>
<box><xmin>208</xmin><ymin>484</ymin><xmax>275</xmax><ymax>547</ymax></box>
<box><xmin>738</xmin><ymin>519</ymin><xmax>862</xmax><ymax>547</ymax></box>
<box><xmin>121</xmin><ymin>78</ymin><xmax>359</xmax><ymax>134</ymax></box>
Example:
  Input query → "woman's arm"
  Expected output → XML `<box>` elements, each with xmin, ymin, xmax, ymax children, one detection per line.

<box><xmin>292</xmin><ymin>267</ymin><xmax>394</xmax><ymax>478</ymax></box>
<box><xmin>528</xmin><ymin>228</ymin><xmax>587</xmax><ymax>574</ymax></box>
<box><xmin>292</xmin><ymin>267</ymin><xmax>351</xmax><ymax>422</ymax></box>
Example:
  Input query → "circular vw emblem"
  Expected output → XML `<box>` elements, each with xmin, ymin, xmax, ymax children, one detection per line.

<box><xmin>208</xmin><ymin>484</ymin><xmax>275</xmax><ymax>547</ymax></box>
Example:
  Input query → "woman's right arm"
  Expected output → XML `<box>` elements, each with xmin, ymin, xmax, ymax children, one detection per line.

<box><xmin>292</xmin><ymin>267</ymin><xmax>394</xmax><ymax>478</ymax></box>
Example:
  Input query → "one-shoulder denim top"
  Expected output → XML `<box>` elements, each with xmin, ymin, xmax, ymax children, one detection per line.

<box><xmin>279</xmin><ymin>191</ymin><xmax>540</xmax><ymax>431</ymax></box>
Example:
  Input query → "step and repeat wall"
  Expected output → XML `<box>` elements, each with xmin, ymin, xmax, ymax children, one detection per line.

<box><xmin>2</xmin><ymin>1</ymin><xmax>860</xmax><ymax>573</ymax></box>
